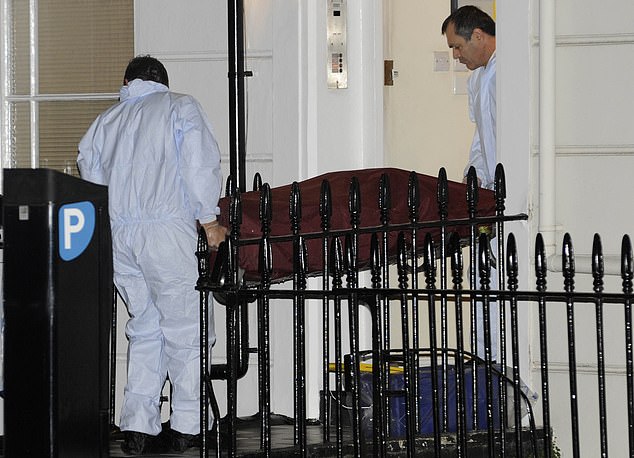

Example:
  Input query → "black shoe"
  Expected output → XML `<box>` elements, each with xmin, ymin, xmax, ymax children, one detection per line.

<box><xmin>121</xmin><ymin>431</ymin><xmax>153</xmax><ymax>456</ymax></box>
<box><xmin>170</xmin><ymin>429</ymin><xmax>197</xmax><ymax>453</ymax></box>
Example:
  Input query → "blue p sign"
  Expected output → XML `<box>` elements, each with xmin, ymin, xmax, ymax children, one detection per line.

<box><xmin>59</xmin><ymin>202</ymin><xmax>96</xmax><ymax>261</ymax></box>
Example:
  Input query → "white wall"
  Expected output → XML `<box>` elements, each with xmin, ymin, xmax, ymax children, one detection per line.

<box><xmin>536</xmin><ymin>1</ymin><xmax>634</xmax><ymax>456</ymax></box>
<box><xmin>496</xmin><ymin>0</ymin><xmax>533</xmax><ymax>420</ymax></box>
<box><xmin>300</xmin><ymin>0</ymin><xmax>385</xmax><ymax>418</ymax></box>
<box><xmin>499</xmin><ymin>0</ymin><xmax>634</xmax><ymax>456</ymax></box>
<box><xmin>304</xmin><ymin>1</ymin><xmax>384</xmax><ymax>177</ymax></box>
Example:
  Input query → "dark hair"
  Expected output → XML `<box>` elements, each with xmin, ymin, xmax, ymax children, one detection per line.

<box><xmin>441</xmin><ymin>5</ymin><xmax>495</xmax><ymax>40</ymax></box>
<box><xmin>124</xmin><ymin>55</ymin><xmax>169</xmax><ymax>87</ymax></box>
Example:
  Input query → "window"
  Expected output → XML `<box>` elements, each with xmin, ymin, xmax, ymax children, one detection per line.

<box><xmin>1</xmin><ymin>0</ymin><xmax>133</xmax><ymax>179</ymax></box>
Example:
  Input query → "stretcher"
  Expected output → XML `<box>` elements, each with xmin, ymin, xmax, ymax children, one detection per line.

<box><xmin>213</xmin><ymin>167</ymin><xmax>497</xmax><ymax>283</ymax></box>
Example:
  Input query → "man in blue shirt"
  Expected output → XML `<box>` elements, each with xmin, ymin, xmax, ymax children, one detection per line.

<box><xmin>78</xmin><ymin>55</ymin><xmax>226</xmax><ymax>455</ymax></box>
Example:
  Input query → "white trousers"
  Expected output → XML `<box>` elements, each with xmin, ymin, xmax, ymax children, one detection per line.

<box><xmin>114</xmin><ymin>219</ymin><xmax>215</xmax><ymax>436</ymax></box>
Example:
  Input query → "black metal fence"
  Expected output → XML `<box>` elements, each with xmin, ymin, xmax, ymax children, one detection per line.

<box><xmin>196</xmin><ymin>165</ymin><xmax>634</xmax><ymax>457</ymax></box>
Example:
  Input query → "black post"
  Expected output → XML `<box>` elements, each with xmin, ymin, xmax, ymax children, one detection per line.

<box><xmin>228</xmin><ymin>0</ymin><xmax>247</xmax><ymax>193</ymax></box>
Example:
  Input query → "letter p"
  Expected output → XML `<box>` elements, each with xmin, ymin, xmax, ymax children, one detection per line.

<box><xmin>64</xmin><ymin>208</ymin><xmax>85</xmax><ymax>250</ymax></box>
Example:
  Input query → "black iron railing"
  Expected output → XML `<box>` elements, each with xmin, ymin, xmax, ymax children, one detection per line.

<box><xmin>196</xmin><ymin>165</ymin><xmax>634</xmax><ymax>458</ymax></box>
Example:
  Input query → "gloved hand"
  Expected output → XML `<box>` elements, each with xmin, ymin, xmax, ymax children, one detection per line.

<box><xmin>201</xmin><ymin>220</ymin><xmax>228</xmax><ymax>251</ymax></box>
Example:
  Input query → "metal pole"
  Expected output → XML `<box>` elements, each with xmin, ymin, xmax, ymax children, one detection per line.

<box><xmin>227</xmin><ymin>0</ymin><xmax>247</xmax><ymax>193</ymax></box>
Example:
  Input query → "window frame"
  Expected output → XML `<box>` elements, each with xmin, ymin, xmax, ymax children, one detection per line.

<box><xmin>0</xmin><ymin>0</ymin><xmax>129</xmax><ymax>190</ymax></box>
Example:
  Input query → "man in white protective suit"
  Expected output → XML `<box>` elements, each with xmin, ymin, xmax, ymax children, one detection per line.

<box><xmin>78</xmin><ymin>55</ymin><xmax>227</xmax><ymax>455</ymax></box>
<box><xmin>442</xmin><ymin>6</ymin><xmax>499</xmax><ymax>362</ymax></box>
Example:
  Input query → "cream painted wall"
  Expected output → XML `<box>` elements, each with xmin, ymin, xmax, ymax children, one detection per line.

<box><xmin>383</xmin><ymin>0</ymin><xmax>473</xmax><ymax>182</ymax></box>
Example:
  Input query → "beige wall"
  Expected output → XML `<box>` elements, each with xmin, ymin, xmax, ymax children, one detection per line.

<box><xmin>383</xmin><ymin>0</ymin><xmax>474</xmax><ymax>183</ymax></box>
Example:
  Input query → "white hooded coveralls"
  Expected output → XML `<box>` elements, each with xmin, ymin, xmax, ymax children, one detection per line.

<box><xmin>78</xmin><ymin>79</ymin><xmax>222</xmax><ymax>436</ymax></box>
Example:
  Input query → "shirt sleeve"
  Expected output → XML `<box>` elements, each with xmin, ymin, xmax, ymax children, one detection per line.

<box><xmin>77</xmin><ymin>117</ymin><xmax>105</xmax><ymax>185</ymax></box>
<box><xmin>464</xmin><ymin>72</ymin><xmax>487</xmax><ymax>183</ymax></box>
<box><xmin>464</xmin><ymin>66</ymin><xmax>496</xmax><ymax>189</ymax></box>
<box><xmin>175</xmin><ymin>97</ymin><xmax>223</xmax><ymax>224</ymax></box>
<box><xmin>480</xmin><ymin>62</ymin><xmax>497</xmax><ymax>189</ymax></box>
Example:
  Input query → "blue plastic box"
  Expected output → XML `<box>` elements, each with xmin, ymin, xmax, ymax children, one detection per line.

<box><xmin>358</xmin><ymin>364</ymin><xmax>503</xmax><ymax>438</ymax></box>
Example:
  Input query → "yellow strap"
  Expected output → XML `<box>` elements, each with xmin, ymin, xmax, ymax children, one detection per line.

<box><xmin>328</xmin><ymin>362</ymin><xmax>404</xmax><ymax>374</ymax></box>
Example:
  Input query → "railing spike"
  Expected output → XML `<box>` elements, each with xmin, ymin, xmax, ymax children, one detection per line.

<box><xmin>379</xmin><ymin>173</ymin><xmax>391</xmax><ymax>225</ymax></box>
<box><xmin>478</xmin><ymin>232</ymin><xmax>491</xmax><ymax>289</ymax></box>
<box><xmin>259</xmin><ymin>183</ymin><xmax>272</xmax><ymax>234</ymax></box>
<box><xmin>348</xmin><ymin>176</ymin><xmax>361</xmax><ymax>227</ymax></box>
<box><xmin>449</xmin><ymin>232</ymin><xmax>463</xmax><ymax>290</ymax></box>
<box><xmin>289</xmin><ymin>182</ymin><xmax>301</xmax><ymax>234</ymax></box>
<box><xmin>495</xmin><ymin>164</ymin><xmax>507</xmax><ymax>204</ymax></box>
<box><xmin>535</xmin><ymin>233</ymin><xmax>547</xmax><ymax>291</ymax></box>
<box><xmin>408</xmin><ymin>171</ymin><xmax>420</xmax><ymax>222</ymax></box>
<box><xmin>563</xmin><ymin>233</ymin><xmax>575</xmax><ymax>292</ymax></box>
<box><xmin>622</xmin><ymin>235</ymin><xmax>633</xmax><ymax>294</ymax></box>
<box><xmin>437</xmin><ymin>168</ymin><xmax>449</xmax><ymax>221</ymax></box>
<box><xmin>592</xmin><ymin>234</ymin><xmax>604</xmax><ymax>293</ymax></box>
<box><xmin>252</xmin><ymin>172</ymin><xmax>263</xmax><ymax>192</ymax></box>
<box><xmin>320</xmin><ymin>179</ymin><xmax>332</xmax><ymax>231</ymax></box>
<box><xmin>507</xmin><ymin>233</ymin><xmax>519</xmax><ymax>291</ymax></box>
<box><xmin>467</xmin><ymin>166</ymin><xmax>479</xmax><ymax>218</ymax></box>
<box><xmin>466</xmin><ymin>166</ymin><xmax>479</xmax><ymax>218</ymax></box>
